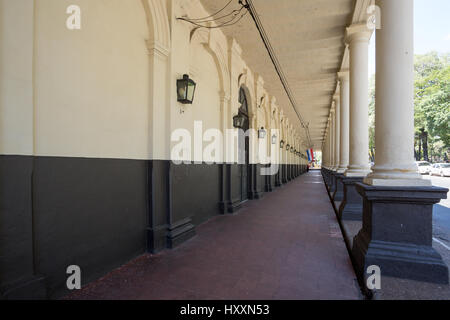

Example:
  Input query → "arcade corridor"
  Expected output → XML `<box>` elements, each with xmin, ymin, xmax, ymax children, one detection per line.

<box><xmin>65</xmin><ymin>171</ymin><xmax>361</xmax><ymax>300</ymax></box>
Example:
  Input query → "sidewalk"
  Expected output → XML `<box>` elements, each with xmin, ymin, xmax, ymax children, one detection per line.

<box><xmin>65</xmin><ymin>171</ymin><xmax>362</xmax><ymax>300</ymax></box>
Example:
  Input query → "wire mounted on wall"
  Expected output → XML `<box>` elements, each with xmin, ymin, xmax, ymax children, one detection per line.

<box><xmin>177</xmin><ymin>0</ymin><xmax>249</xmax><ymax>29</ymax></box>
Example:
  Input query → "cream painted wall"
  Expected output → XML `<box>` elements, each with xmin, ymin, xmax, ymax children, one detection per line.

<box><xmin>0</xmin><ymin>0</ymin><xmax>302</xmax><ymax>163</ymax></box>
<box><xmin>0</xmin><ymin>0</ymin><xmax>34</xmax><ymax>155</ymax></box>
<box><xmin>33</xmin><ymin>0</ymin><xmax>150</xmax><ymax>159</ymax></box>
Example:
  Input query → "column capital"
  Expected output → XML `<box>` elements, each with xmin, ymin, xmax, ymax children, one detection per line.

<box><xmin>345</xmin><ymin>22</ymin><xmax>373</xmax><ymax>44</ymax></box>
<box><xmin>219</xmin><ymin>91</ymin><xmax>231</xmax><ymax>103</ymax></box>
<box><xmin>333</xmin><ymin>92</ymin><xmax>340</xmax><ymax>102</ymax></box>
<box><xmin>337</xmin><ymin>69</ymin><xmax>350</xmax><ymax>81</ymax></box>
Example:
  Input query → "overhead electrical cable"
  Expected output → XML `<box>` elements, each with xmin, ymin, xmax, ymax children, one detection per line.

<box><xmin>177</xmin><ymin>1</ymin><xmax>248</xmax><ymax>29</ymax></box>
<box><xmin>184</xmin><ymin>6</ymin><xmax>246</xmax><ymax>24</ymax></box>
<box><xmin>244</xmin><ymin>0</ymin><xmax>313</xmax><ymax>148</ymax></box>
<box><xmin>188</xmin><ymin>0</ymin><xmax>234</xmax><ymax>21</ymax></box>
<box><xmin>177</xmin><ymin>10</ymin><xmax>248</xmax><ymax>29</ymax></box>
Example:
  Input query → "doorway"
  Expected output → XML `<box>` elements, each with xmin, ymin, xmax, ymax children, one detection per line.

<box><xmin>238</xmin><ymin>87</ymin><xmax>251</xmax><ymax>202</ymax></box>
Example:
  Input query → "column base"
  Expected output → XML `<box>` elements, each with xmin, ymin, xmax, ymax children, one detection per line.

<box><xmin>332</xmin><ymin>173</ymin><xmax>344</xmax><ymax>201</ymax></box>
<box><xmin>363</xmin><ymin>177</ymin><xmax>431</xmax><ymax>187</ymax></box>
<box><xmin>336</xmin><ymin>166</ymin><xmax>347</xmax><ymax>174</ymax></box>
<box><xmin>344</xmin><ymin>166</ymin><xmax>371</xmax><ymax>177</ymax></box>
<box><xmin>328</xmin><ymin>171</ymin><xmax>337</xmax><ymax>194</ymax></box>
<box><xmin>338</xmin><ymin>177</ymin><xmax>364</xmax><ymax>221</ymax></box>
<box><xmin>352</xmin><ymin>183</ymin><xmax>449</xmax><ymax>284</ymax></box>
<box><xmin>220</xmin><ymin>199</ymin><xmax>248</xmax><ymax>213</ymax></box>
<box><xmin>248</xmin><ymin>191</ymin><xmax>263</xmax><ymax>200</ymax></box>
<box><xmin>167</xmin><ymin>217</ymin><xmax>196</xmax><ymax>249</ymax></box>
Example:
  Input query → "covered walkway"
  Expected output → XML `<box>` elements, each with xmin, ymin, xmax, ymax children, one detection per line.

<box><xmin>66</xmin><ymin>171</ymin><xmax>361</xmax><ymax>300</ymax></box>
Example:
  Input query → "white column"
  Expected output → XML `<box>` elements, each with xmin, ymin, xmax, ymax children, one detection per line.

<box><xmin>323</xmin><ymin>132</ymin><xmax>327</xmax><ymax>167</ymax></box>
<box><xmin>364</xmin><ymin>0</ymin><xmax>429</xmax><ymax>186</ymax></box>
<box><xmin>327</xmin><ymin>116</ymin><xmax>331</xmax><ymax>169</ymax></box>
<box><xmin>337</xmin><ymin>70</ymin><xmax>350</xmax><ymax>173</ymax></box>
<box><xmin>330</xmin><ymin>110</ymin><xmax>335</xmax><ymax>170</ymax></box>
<box><xmin>328</xmin><ymin>116</ymin><xmax>333</xmax><ymax>169</ymax></box>
<box><xmin>333</xmin><ymin>93</ymin><xmax>340</xmax><ymax>171</ymax></box>
<box><xmin>323</xmin><ymin>138</ymin><xmax>327</xmax><ymax>168</ymax></box>
<box><xmin>344</xmin><ymin>23</ymin><xmax>372</xmax><ymax>177</ymax></box>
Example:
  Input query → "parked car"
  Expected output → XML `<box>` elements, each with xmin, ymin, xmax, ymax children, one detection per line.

<box><xmin>416</xmin><ymin>161</ymin><xmax>432</xmax><ymax>175</ymax></box>
<box><xmin>430</xmin><ymin>163</ymin><xmax>450</xmax><ymax>177</ymax></box>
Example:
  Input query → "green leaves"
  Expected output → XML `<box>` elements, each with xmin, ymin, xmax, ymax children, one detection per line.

<box><xmin>368</xmin><ymin>52</ymin><xmax>449</xmax><ymax>161</ymax></box>
<box><xmin>414</xmin><ymin>52</ymin><xmax>450</xmax><ymax>150</ymax></box>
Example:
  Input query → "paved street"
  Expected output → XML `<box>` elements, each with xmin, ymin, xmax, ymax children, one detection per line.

<box><xmin>424</xmin><ymin>175</ymin><xmax>450</xmax><ymax>259</ymax></box>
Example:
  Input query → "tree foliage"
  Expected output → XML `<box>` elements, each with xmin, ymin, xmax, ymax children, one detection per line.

<box><xmin>368</xmin><ymin>51</ymin><xmax>449</xmax><ymax>162</ymax></box>
<box><xmin>414</xmin><ymin>52</ymin><xmax>449</xmax><ymax>160</ymax></box>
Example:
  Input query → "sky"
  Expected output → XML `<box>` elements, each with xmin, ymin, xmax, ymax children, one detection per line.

<box><xmin>368</xmin><ymin>0</ymin><xmax>450</xmax><ymax>76</ymax></box>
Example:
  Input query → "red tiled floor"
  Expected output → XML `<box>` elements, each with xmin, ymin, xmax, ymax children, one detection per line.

<box><xmin>64</xmin><ymin>171</ymin><xmax>362</xmax><ymax>300</ymax></box>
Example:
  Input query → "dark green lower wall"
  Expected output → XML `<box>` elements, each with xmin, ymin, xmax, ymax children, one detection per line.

<box><xmin>0</xmin><ymin>155</ymin><xmax>306</xmax><ymax>299</ymax></box>
<box><xmin>0</xmin><ymin>155</ymin><xmax>149</xmax><ymax>299</ymax></box>
<box><xmin>171</xmin><ymin>163</ymin><xmax>221</xmax><ymax>226</ymax></box>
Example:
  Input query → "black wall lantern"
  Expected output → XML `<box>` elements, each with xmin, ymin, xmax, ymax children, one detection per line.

<box><xmin>286</xmin><ymin>144</ymin><xmax>290</xmax><ymax>151</ymax></box>
<box><xmin>258</xmin><ymin>127</ymin><xmax>267</xmax><ymax>139</ymax></box>
<box><xmin>280</xmin><ymin>140</ymin><xmax>285</xmax><ymax>149</ymax></box>
<box><xmin>233</xmin><ymin>113</ymin><xmax>246</xmax><ymax>129</ymax></box>
<box><xmin>290</xmin><ymin>147</ymin><xmax>294</xmax><ymax>152</ymax></box>
<box><xmin>177</xmin><ymin>74</ymin><xmax>196</xmax><ymax>104</ymax></box>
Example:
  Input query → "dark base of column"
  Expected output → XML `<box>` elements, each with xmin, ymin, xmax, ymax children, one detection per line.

<box><xmin>352</xmin><ymin>183</ymin><xmax>449</xmax><ymax>284</ymax></box>
<box><xmin>147</xmin><ymin>225</ymin><xmax>168</xmax><ymax>253</ymax></box>
<box><xmin>332</xmin><ymin>173</ymin><xmax>344</xmax><ymax>201</ymax></box>
<box><xmin>167</xmin><ymin>217</ymin><xmax>196</xmax><ymax>249</ymax></box>
<box><xmin>248</xmin><ymin>191</ymin><xmax>264</xmax><ymax>200</ymax></box>
<box><xmin>326</xmin><ymin>170</ymin><xmax>332</xmax><ymax>188</ymax></box>
<box><xmin>322</xmin><ymin>168</ymin><xmax>330</xmax><ymax>187</ymax></box>
<box><xmin>220</xmin><ymin>199</ymin><xmax>248</xmax><ymax>213</ymax></box>
<box><xmin>328</xmin><ymin>171</ymin><xmax>337</xmax><ymax>194</ymax></box>
<box><xmin>338</xmin><ymin>177</ymin><xmax>364</xmax><ymax>221</ymax></box>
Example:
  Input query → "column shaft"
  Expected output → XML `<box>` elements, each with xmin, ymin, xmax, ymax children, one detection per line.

<box><xmin>330</xmin><ymin>110</ymin><xmax>335</xmax><ymax>170</ymax></box>
<box><xmin>338</xmin><ymin>71</ymin><xmax>350</xmax><ymax>173</ymax></box>
<box><xmin>364</xmin><ymin>0</ymin><xmax>428</xmax><ymax>186</ymax></box>
<box><xmin>334</xmin><ymin>97</ymin><xmax>340</xmax><ymax>171</ymax></box>
<box><xmin>345</xmin><ymin>24</ymin><xmax>372</xmax><ymax>177</ymax></box>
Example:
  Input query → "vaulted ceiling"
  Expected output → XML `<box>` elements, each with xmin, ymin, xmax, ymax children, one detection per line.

<box><xmin>200</xmin><ymin>0</ymin><xmax>357</xmax><ymax>149</ymax></box>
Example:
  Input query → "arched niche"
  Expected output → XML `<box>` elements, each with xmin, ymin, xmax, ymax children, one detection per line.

<box><xmin>190</xmin><ymin>28</ymin><xmax>231</xmax><ymax>101</ymax></box>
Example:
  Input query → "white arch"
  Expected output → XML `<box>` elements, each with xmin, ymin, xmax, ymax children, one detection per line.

<box><xmin>190</xmin><ymin>28</ymin><xmax>231</xmax><ymax>99</ymax></box>
<box><xmin>142</xmin><ymin>0</ymin><xmax>171</xmax><ymax>50</ymax></box>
